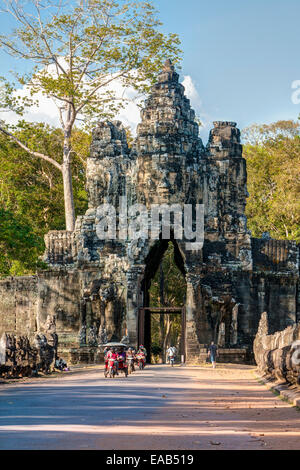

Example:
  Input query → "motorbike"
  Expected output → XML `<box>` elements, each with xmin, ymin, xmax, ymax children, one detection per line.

<box><xmin>169</xmin><ymin>355</ymin><xmax>175</xmax><ymax>367</ymax></box>
<box><xmin>104</xmin><ymin>360</ymin><xmax>109</xmax><ymax>377</ymax></box>
<box><xmin>103</xmin><ymin>342</ymin><xmax>129</xmax><ymax>378</ymax></box>
<box><xmin>136</xmin><ymin>353</ymin><xmax>145</xmax><ymax>370</ymax></box>
<box><xmin>127</xmin><ymin>357</ymin><xmax>135</xmax><ymax>374</ymax></box>
<box><xmin>107</xmin><ymin>357</ymin><xmax>118</xmax><ymax>378</ymax></box>
<box><xmin>117</xmin><ymin>355</ymin><xmax>128</xmax><ymax>377</ymax></box>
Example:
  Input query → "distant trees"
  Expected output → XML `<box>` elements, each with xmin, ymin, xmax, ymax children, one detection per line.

<box><xmin>0</xmin><ymin>121</ymin><xmax>89</xmax><ymax>276</ymax></box>
<box><xmin>242</xmin><ymin>120</ymin><xmax>300</xmax><ymax>242</ymax></box>
<box><xmin>0</xmin><ymin>207</ymin><xmax>44</xmax><ymax>276</ymax></box>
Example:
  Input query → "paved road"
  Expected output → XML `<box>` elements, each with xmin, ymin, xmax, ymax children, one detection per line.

<box><xmin>0</xmin><ymin>364</ymin><xmax>300</xmax><ymax>450</ymax></box>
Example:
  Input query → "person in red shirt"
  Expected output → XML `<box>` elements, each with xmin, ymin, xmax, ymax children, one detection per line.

<box><xmin>136</xmin><ymin>348</ymin><xmax>146</xmax><ymax>369</ymax></box>
<box><xmin>106</xmin><ymin>348</ymin><xmax>119</xmax><ymax>376</ymax></box>
<box><xmin>104</xmin><ymin>346</ymin><xmax>111</xmax><ymax>377</ymax></box>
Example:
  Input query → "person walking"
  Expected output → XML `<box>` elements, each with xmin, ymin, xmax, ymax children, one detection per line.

<box><xmin>207</xmin><ymin>341</ymin><xmax>218</xmax><ymax>369</ymax></box>
<box><xmin>166</xmin><ymin>346</ymin><xmax>177</xmax><ymax>366</ymax></box>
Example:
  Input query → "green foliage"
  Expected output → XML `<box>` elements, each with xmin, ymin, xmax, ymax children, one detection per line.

<box><xmin>243</xmin><ymin>120</ymin><xmax>300</xmax><ymax>242</ymax></box>
<box><xmin>150</xmin><ymin>343</ymin><xmax>162</xmax><ymax>363</ymax></box>
<box><xmin>150</xmin><ymin>344</ymin><xmax>162</xmax><ymax>356</ymax></box>
<box><xmin>0</xmin><ymin>122</ymin><xmax>89</xmax><ymax>276</ymax></box>
<box><xmin>0</xmin><ymin>207</ymin><xmax>45</xmax><ymax>276</ymax></box>
<box><xmin>149</xmin><ymin>242</ymin><xmax>186</xmax><ymax>308</ymax></box>
<box><xmin>0</xmin><ymin>76</ymin><xmax>35</xmax><ymax>115</ymax></box>
<box><xmin>242</xmin><ymin>120</ymin><xmax>300</xmax><ymax>145</ymax></box>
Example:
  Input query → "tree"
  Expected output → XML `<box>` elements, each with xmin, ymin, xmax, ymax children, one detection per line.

<box><xmin>0</xmin><ymin>121</ymin><xmax>89</xmax><ymax>276</ymax></box>
<box><xmin>242</xmin><ymin>120</ymin><xmax>300</xmax><ymax>146</ymax></box>
<box><xmin>0</xmin><ymin>207</ymin><xmax>44</xmax><ymax>276</ymax></box>
<box><xmin>242</xmin><ymin>120</ymin><xmax>300</xmax><ymax>242</ymax></box>
<box><xmin>0</xmin><ymin>0</ymin><xmax>181</xmax><ymax>230</ymax></box>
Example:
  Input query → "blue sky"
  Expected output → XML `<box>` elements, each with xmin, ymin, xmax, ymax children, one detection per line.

<box><xmin>0</xmin><ymin>0</ymin><xmax>300</xmax><ymax>142</ymax></box>
<box><xmin>154</xmin><ymin>0</ymin><xmax>300</xmax><ymax>139</ymax></box>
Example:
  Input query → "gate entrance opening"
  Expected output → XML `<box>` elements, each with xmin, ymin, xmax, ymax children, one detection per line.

<box><xmin>138</xmin><ymin>306</ymin><xmax>186</xmax><ymax>363</ymax></box>
<box><xmin>139</xmin><ymin>240</ymin><xmax>186</xmax><ymax>364</ymax></box>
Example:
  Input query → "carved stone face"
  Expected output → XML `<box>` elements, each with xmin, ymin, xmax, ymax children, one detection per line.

<box><xmin>137</xmin><ymin>155</ymin><xmax>184</xmax><ymax>206</ymax></box>
<box><xmin>45</xmin><ymin>315</ymin><xmax>56</xmax><ymax>331</ymax></box>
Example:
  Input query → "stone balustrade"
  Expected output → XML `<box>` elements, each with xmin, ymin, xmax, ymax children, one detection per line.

<box><xmin>252</xmin><ymin>238</ymin><xmax>299</xmax><ymax>273</ymax></box>
<box><xmin>44</xmin><ymin>230</ymin><xmax>74</xmax><ymax>265</ymax></box>
<box><xmin>254</xmin><ymin>312</ymin><xmax>300</xmax><ymax>387</ymax></box>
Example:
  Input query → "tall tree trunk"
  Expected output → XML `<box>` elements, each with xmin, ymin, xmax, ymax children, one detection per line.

<box><xmin>159</xmin><ymin>262</ymin><xmax>164</xmax><ymax>306</ymax></box>
<box><xmin>159</xmin><ymin>262</ymin><xmax>165</xmax><ymax>362</ymax></box>
<box><xmin>0</xmin><ymin>116</ymin><xmax>76</xmax><ymax>232</ymax></box>
<box><xmin>163</xmin><ymin>314</ymin><xmax>171</xmax><ymax>362</ymax></box>
<box><xmin>62</xmin><ymin>160</ymin><xmax>75</xmax><ymax>231</ymax></box>
<box><xmin>62</xmin><ymin>125</ymin><xmax>75</xmax><ymax>231</ymax></box>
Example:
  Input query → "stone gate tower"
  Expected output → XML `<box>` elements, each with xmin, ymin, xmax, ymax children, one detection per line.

<box><xmin>0</xmin><ymin>60</ymin><xmax>299</xmax><ymax>363</ymax></box>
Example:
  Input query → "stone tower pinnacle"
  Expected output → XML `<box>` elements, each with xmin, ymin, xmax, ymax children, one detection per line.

<box><xmin>156</xmin><ymin>58</ymin><xmax>179</xmax><ymax>85</ymax></box>
<box><xmin>134</xmin><ymin>61</ymin><xmax>204</xmax><ymax>205</ymax></box>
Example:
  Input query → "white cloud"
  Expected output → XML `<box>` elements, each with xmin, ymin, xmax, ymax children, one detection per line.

<box><xmin>97</xmin><ymin>77</ymin><xmax>143</xmax><ymax>134</ymax></box>
<box><xmin>0</xmin><ymin>87</ymin><xmax>61</xmax><ymax>127</ymax></box>
<box><xmin>0</xmin><ymin>72</ymin><xmax>209</xmax><ymax>139</ymax></box>
<box><xmin>0</xmin><ymin>77</ymin><xmax>143</xmax><ymax>133</ymax></box>
<box><xmin>181</xmin><ymin>74</ymin><xmax>213</xmax><ymax>138</ymax></box>
<box><xmin>182</xmin><ymin>75</ymin><xmax>202</xmax><ymax>111</ymax></box>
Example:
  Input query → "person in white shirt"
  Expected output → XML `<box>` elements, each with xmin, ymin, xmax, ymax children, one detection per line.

<box><xmin>166</xmin><ymin>346</ymin><xmax>176</xmax><ymax>364</ymax></box>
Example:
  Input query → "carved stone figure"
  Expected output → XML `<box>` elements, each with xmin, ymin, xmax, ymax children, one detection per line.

<box><xmin>79</xmin><ymin>324</ymin><xmax>87</xmax><ymax>346</ymax></box>
<box><xmin>120</xmin><ymin>335</ymin><xmax>130</xmax><ymax>345</ymax></box>
<box><xmin>35</xmin><ymin>333</ymin><xmax>56</xmax><ymax>373</ymax></box>
<box><xmin>98</xmin><ymin>325</ymin><xmax>108</xmax><ymax>345</ymax></box>
<box><xmin>230</xmin><ymin>304</ymin><xmax>239</xmax><ymax>346</ymax></box>
<box><xmin>217</xmin><ymin>322</ymin><xmax>226</xmax><ymax>347</ymax></box>
<box><xmin>45</xmin><ymin>315</ymin><xmax>56</xmax><ymax>334</ymax></box>
<box><xmin>88</xmin><ymin>325</ymin><xmax>98</xmax><ymax>347</ymax></box>
<box><xmin>0</xmin><ymin>330</ymin><xmax>57</xmax><ymax>378</ymax></box>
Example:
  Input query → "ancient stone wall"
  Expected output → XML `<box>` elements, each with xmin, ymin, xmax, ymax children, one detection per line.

<box><xmin>36</xmin><ymin>269</ymin><xmax>82</xmax><ymax>359</ymax></box>
<box><xmin>0</xmin><ymin>276</ymin><xmax>38</xmax><ymax>338</ymax></box>
<box><xmin>0</xmin><ymin>271</ymin><xmax>82</xmax><ymax>362</ymax></box>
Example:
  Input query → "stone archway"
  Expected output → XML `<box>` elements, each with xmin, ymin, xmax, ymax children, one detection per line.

<box><xmin>138</xmin><ymin>239</ymin><xmax>187</xmax><ymax>362</ymax></box>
